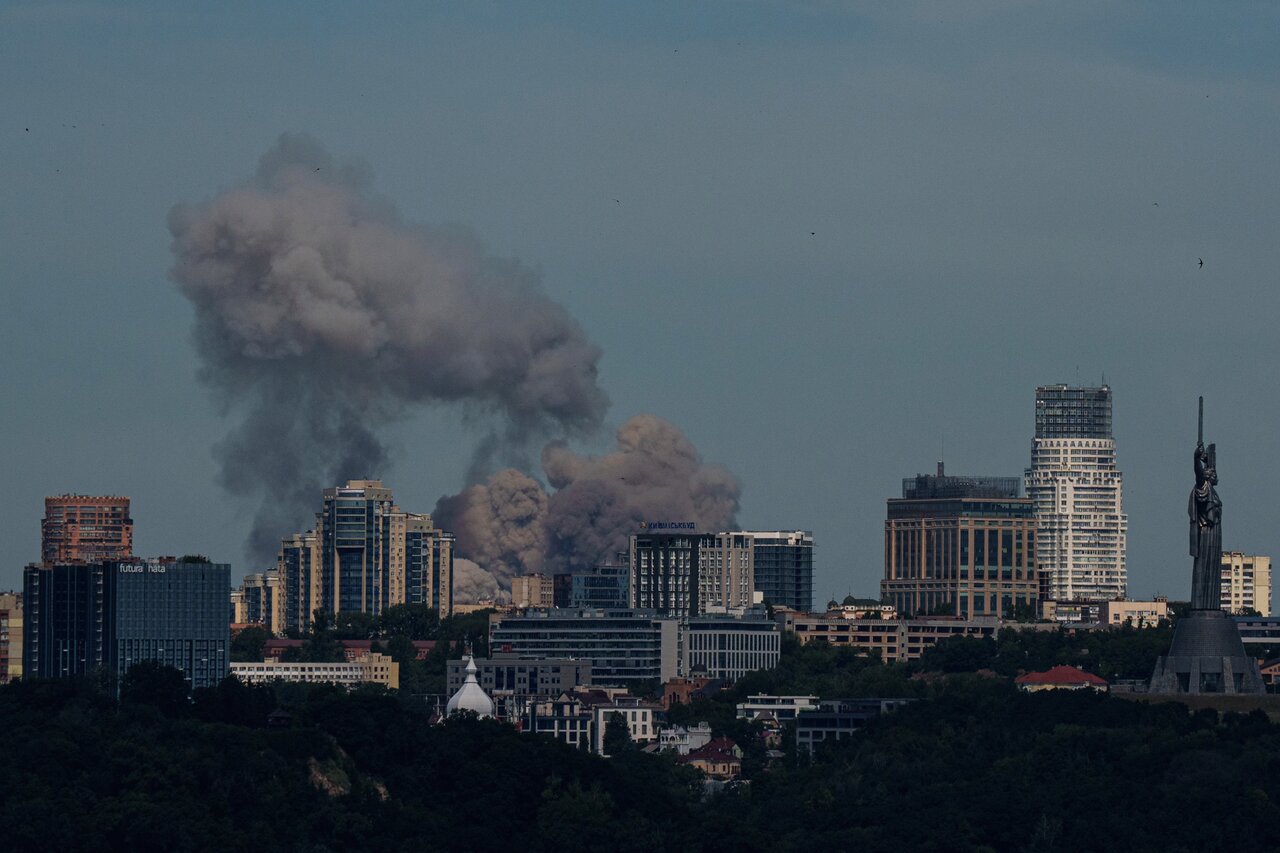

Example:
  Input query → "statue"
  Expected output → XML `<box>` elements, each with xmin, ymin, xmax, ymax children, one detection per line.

<box><xmin>1149</xmin><ymin>396</ymin><xmax>1265</xmax><ymax>694</ymax></box>
<box><xmin>1188</xmin><ymin>398</ymin><xmax>1222</xmax><ymax>610</ymax></box>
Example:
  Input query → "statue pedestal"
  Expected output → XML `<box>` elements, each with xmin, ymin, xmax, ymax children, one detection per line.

<box><xmin>1149</xmin><ymin>609</ymin><xmax>1265</xmax><ymax>695</ymax></box>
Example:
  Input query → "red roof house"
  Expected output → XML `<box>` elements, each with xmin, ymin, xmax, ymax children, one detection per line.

<box><xmin>1014</xmin><ymin>665</ymin><xmax>1108</xmax><ymax>693</ymax></box>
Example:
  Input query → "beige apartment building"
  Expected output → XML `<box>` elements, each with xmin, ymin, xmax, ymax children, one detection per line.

<box><xmin>779</xmin><ymin>611</ymin><xmax>1000</xmax><ymax>663</ymax></box>
<box><xmin>1099</xmin><ymin>599</ymin><xmax>1168</xmax><ymax>628</ymax></box>
<box><xmin>511</xmin><ymin>573</ymin><xmax>555</xmax><ymax>609</ymax></box>
<box><xmin>231</xmin><ymin>570</ymin><xmax>287</xmax><ymax>633</ymax></box>
<box><xmin>0</xmin><ymin>593</ymin><xmax>22</xmax><ymax>683</ymax></box>
<box><xmin>1221</xmin><ymin>552</ymin><xmax>1271</xmax><ymax>616</ymax></box>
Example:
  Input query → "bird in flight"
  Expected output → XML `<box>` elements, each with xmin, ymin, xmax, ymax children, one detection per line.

<box><xmin>314</xmin><ymin>167</ymin><xmax>321</xmax><ymax>171</ymax></box>
<box><xmin>1198</xmin><ymin>258</ymin><xmax>1204</xmax><ymax>268</ymax></box>
<box><xmin>1152</xmin><ymin>202</ymin><xmax>1158</xmax><ymax>206</ymax></box>
<box><xmin>810</xmin><ymin>232</ymin><xmax>815</xmax><ymax>236</ymax></box>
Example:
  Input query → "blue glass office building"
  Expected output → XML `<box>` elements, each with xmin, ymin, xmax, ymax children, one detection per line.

<box><xmin>24</xmin><ymin>558</ymin><xmax>230</xmax><ymax>691</ymax></box>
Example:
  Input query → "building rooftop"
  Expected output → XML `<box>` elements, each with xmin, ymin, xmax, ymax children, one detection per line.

<box><xmin>900</xmin><ymin>463</ymin><xmax>1021</xmax><ymax>500</ymax></box>
<box><xmin>1014</xmin><ymin>665</ymin><xmax>1108</xmax><ymax>687</ymax></box>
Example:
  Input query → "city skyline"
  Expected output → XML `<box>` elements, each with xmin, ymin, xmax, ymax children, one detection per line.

<box><xmin>5</xmin><ymin>3</ymin><xmax>1280</xmax><ymax>603</ymax></box>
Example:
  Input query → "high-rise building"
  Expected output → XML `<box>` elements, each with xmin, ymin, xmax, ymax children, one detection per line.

<box><xmin>231</xmin><ymin>570</ymin><xmax>287</xmax><ymax>633</ymax></box>
<box><xmin>741</xmin><ymin>530</ymin><xmax>814</xmax><ymax>612</ymax></box>
<box><xmin>318</xmin><ymin>480</ymin><xmax>397</xmax><ymax>615</ymax></box>
<box><xmin>511</xmin><ymin>573</ymin><xmax>555</xmax><ymax>609</ymax></box>
<box><xmin>0</xmin><ymin>593</ymin><xmax>22</xmax><ymax>684</ymax></box>
<box><xmin>278</xmin><ymin>530</ymin><xmax>321</xmax><ymax>632</ymax></box>
<box><xmin>41</xmin><ymin>495</ymin><xmax>133</xmax><ymax>564</ymax></box>
<box><xmin>629</xmin><ymin>532</ymin><xmax>755</xmax><ymax>617</ymax></box>
<box><xmin>1025</xmin><ymin>385</ymin><xmax>1128</xmax><ymax>601</ymax></box>
<box><xmin>1221</xmin><ymin>552</ymin><xmax>1271</xmax><ymax>616</ymax></box>
<box><xmin>23</xmin><ymin>558</ymin><xmax>230</xmax><ymax>691</ymax></box>
<box><xmin>404</xmin><ymin>514</ymin><xmax>453</xmax><ymax>616</ymax></box>
<box><xmin>881</xmin><ymin>464</ymin><xmax>1037</xmax><ymax>618</ymax></box>
<box><xmin>277</xmin><ymin>480</ymin><xmax>454</xmax><ymax>629</ymax></box>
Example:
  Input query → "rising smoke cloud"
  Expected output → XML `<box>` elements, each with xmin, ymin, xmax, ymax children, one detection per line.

<box><xmin>169</xmin><ymin>134</ymin><xmax>609</xmax><ymax>563</ymax></box>
<box><xmin>435</xmin><ymin>414</ymin><xmax>742</xmax><ymax>597</ymax></box>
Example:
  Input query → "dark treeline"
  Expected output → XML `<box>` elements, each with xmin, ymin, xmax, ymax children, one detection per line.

<box><xmin>4</xmin><ymin>665</ymin><xmax>1280</xmax><ymax>852</ymax></box>
<box><xmin>14</xmin><ymin>625</ymin><xmax>1276</xmax><ymax>850</ymax></box>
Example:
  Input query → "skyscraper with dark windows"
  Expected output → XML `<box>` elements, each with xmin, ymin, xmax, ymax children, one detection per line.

<box><xmin>320</xmin><ymin>480</ymin><xmax>397</xmax><ymax>616</ymax></box>
<box><xmin>881</xmin><ymin>464</ymin><xmax>1037</xmax><ymax>619</ymax></box>
<box><xmin>742</xmin><ymin>531</ymin><xmax>814</xmax><ymax>612</ymax></box>
<box><xmin>276</xmin><ymin>480</ymin><xmax>454</xmax><ymax>630</ymax></box>
<box><xmin>1025</xmin><ymin>385</ymin><xmax>1127</xmax><ymax>602</ymax></box>
<box><xmin>23</xmin><ymin>557</ymin><xmax>229</xmax><ymax>692</ymax></box>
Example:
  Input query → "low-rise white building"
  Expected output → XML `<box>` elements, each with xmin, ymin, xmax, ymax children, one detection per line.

<box><xmin>736</xmin><ymin>694</ymin><xmax>819</xmax><ymax>723</ymax></box>
<box><xmin>591</xmin><ymin>695</ymin><xmax>660</xmax><ymax>756</ymax></box>
<box><xmin>658</xmin><ymin>723</ymin><xmax>713</xmax><ymax>755</ymax></box>
<box><xmin>230</xmin><ymin>652</ymin><xmax>399</xmax><ymax>689</ymax></box>
<box><xmin>683</xmin><ymin>615</ymin><xmax>780</xmax><ymax>680</ymax></box>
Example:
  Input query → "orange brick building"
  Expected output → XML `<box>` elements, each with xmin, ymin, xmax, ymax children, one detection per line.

<box><xmin>41</xmin><ymin>495</ymin><xmax>133</xmax><ymax>564</ymax></box>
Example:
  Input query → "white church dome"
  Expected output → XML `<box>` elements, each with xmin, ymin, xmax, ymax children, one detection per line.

<box><xmin>446</xmin><ymin>656</ymin><xmax>495</xmax><ymax>718</ymax></box>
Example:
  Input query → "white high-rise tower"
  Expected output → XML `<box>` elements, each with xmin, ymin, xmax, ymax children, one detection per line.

<box><xmin>1025</xmin><ymin>385</ymin><xmax>1128</xmax><ymax>601</ymax></box>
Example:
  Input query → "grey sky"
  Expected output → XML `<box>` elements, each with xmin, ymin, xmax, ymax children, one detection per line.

<box><xmin>3</xmin><ymin>2</ymin><xmax>1279</xmax><ymax>601</ymax></box>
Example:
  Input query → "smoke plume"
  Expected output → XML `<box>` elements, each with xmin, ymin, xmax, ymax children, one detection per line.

<box><xmin>436</xmin><ymin>414</ymin><xmax>742</xmax><ymax>595</ymax></box>
<box><xmin>451</xmin><ymin>558</ymin><xmax>510</xmax><ymax>605</ymax></box>
<box><xmin>169</xmin><ymin>134</ymin><xmax>608</xmax><ymax>562</ymax></box>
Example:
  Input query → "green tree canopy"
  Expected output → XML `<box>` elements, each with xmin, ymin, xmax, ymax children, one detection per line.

<box><xmin>119</xmin><ymin>661</ymin><xmax>189</xmax><ymax>716</ymax></box>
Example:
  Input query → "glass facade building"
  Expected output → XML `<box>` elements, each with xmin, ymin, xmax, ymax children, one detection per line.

<box><xmin>569</xmin><ymin>564</ymin><xmax>630</xmax><ymax>609</ymax></box>
<box><xmin>490</xmin><ymin>609</ymin><xmax>680</xmax><ymax>685</ymax></box>
<box><xmin>744</xmin><ymin>531</ymin><xmax>814</xmax><ymax>612</ymax></box>
<box><xmin>24</xmin><ymin>559</ymin><xmax>230</xmax><ymax>692</ymax></box>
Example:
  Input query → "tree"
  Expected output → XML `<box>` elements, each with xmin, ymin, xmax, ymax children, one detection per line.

<box><xmin>191</xmin><ymin>674</ymin><xmax>276</xmax><ymax>726</ymax></box>
<box><xmin>331</xmin><ymin>611</ymin><xmax>380</xmax><ymax>640</ymax></box>
<box><xmin>119</xmin><ymin>661</ymin><xmax>189</xmax><ymax>716</ymax></box>
<box><xmin>301</xmin><ymin>609</ymin><xmax>346</xmax><ymax>662</ymax></box>
<box><xmin>438</xmin><ymin>610</ymin><xmax>492</xmax><ymax>657</ymax></box>
<box><xmin>603</xmin><ymin>711</ymin><xmax>632</xmax><ymax>756</ymax></box>
<box><xmin>230</xmin><ymin>626</ymin><xmax>269</xmax><ymax>662</ymax></box>
<box><xmin>380</xmin><ymin>604</ymin><xmax>441</xmax><ymax>640</ymax></box>
<box><xmin>1007</xmin><ymin>601</ymin><xmax>1041</xmax><ymax>623</ymax></box>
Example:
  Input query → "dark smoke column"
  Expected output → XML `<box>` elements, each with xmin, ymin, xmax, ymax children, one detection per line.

<box><xmin>169</xmin><ymin>134</ymin><xmax>609</xmax><ymax>565</ymax></box>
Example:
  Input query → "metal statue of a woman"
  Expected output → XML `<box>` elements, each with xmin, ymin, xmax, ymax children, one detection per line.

<box><xmin>1188</xmin><ymin>397</ymin><xmax>1222</xmax><ymax>610</ymax></box>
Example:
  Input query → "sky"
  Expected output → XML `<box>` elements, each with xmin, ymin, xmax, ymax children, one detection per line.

<box><xmin>3</xmin><ymin>1</ymin><xmax>1279</xmax><ymax>601</ymax></box>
